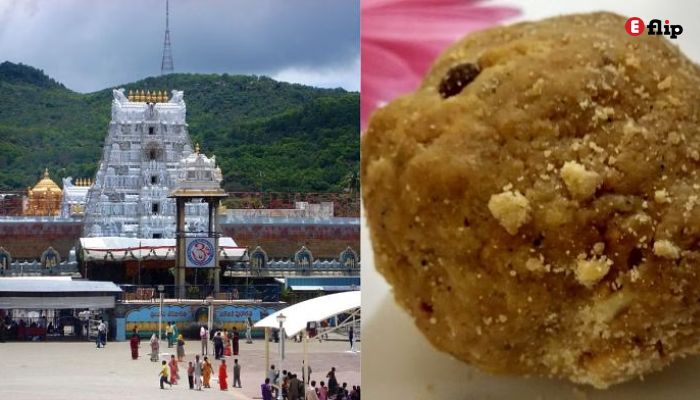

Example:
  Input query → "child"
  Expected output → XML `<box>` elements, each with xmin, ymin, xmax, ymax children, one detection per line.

<box><xmin>187</xmin><ymin>361</ymin><xmax>194</xmax><ymax>389</ymax></box>
<box><xmin>318</xmin><ymin>381</ymin><xmax>328</xmax><ymax>400</ymax></box>
<box><xmin>159</xmin><ymin>360</ymin><xmax>171</xmax><ymax>389</ymax></box>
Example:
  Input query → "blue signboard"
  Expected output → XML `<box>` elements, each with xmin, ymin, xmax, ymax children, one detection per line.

<box><xmin>124</xmin><ymin>303</ymin><xmax>282</xmax><ymax>339</ymax></box>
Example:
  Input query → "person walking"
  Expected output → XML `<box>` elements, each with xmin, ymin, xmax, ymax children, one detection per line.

<box><xmin>129</xmin><ymin>330</ymin><xmax>140</xmax><ymax>360</ymax></box>
<box><xmin>218</xmin><ymin>359</ymin><xmax>228</xmax><ymax>391</ymax></box>
<box><xmin>267</xmin><ymin>365</ymin><xmax>279</xmax><ymax>398</ymax></box>
<box><xmin>159</xmin><ymin>360</ymin><xmax>172</xmax><ymax>389</ymax></box>
<box><xmin>213</xmin><ymin>331</ymin><xmax>223</xmax><ymax>359</ymax></box>
<box><xmin>233</xmin><ymin>358</ymin><xmax>242</xmax><ymax>388</ymax></box>
<box><xmin>96</xmin><ymin>319</ymin><xmax>107</xmax><ymax>348</ymax></box>
<box><xmin>200</xmin><ymin>326</ymin><xmax>208</xmax><ymax>355</ymax></box>
<box><xmin>172</xmin><ymin>323</ymin><xmax>179</xmax><ymax>346</ymax></box>
<box><xmin>282</xmin><ymin>372</ymin><xmax>289</xmax><ymax>400</ymax></box>
<box><xmin>165</xmin><ymin>322</ymin><xmax>173</xmax><ymax>348</ymax></box>
<box><xmin>176</xmin><ymin>334</ymin><xmax>185</xmax><ymax>362</ymax></box>
<box><xmin>245</xmin><ymin>317</ymin><xmax>253</xmax><ymax>344</ymax></box>
<box><xmin>95</xmin><ymin>322</ymin><xmax>101</xmax><ymax>348</ymax></box>
<box><xmin>202</xmin><ymin>356</ymin><xmax>213</xmax><ymax>388</ymax></box>
<box><xmin>339</xmin><ymin>382</ymin><xmax>349</xmax><ymax>399</ymax></box>
<box><xmin>194</xmin><ymin>355</ymin><xmax>203</xmax><ymax>390</ymax></box>
<box><xmin>232</xmin><ymin>327</ymin><xmax>240</xmax><ymax>356</ymax></box>
<box><xmin>150</xmin><ymin>333</ymin><xmax>160</xmax><ymax>362</ymax></box>
<box><xmin>348</xmin><ymin>326</ymin><xmax>354</xmax><ymax>352</ymax></box>
<box><xmin>320</xmin><ymin>320</ymin><xmax>329</xmax><ymax>341</ymax></box>
<box><xmin>306</xmin><ymin>381</ymin><xmax>320</xmax><ymax>400</ymax></box>
<box><xmin>326</xmin><ymin>367</ymin><xmax>338</xmax><ymax>395</ymax></box>
<box><xmin>187</xmin><ymin>361</ymin><xmax>194</xmax><ymax>389</ymax></box>
<box><xmin>288</xmin><ymin>373</ymin><xmax>302</xmax><ymax>400</ymax></box>
<box><xmin>224</xmin><ymin>329</ymin><xmax>232</xmax><ymax>357</ymax></box>
<box><xmin>302</xmin><ymin>361</ymin><xmax>312</xmax><ymax>384</ymax></box>
<box><xmin>261</xmin><ymin>378</ymin><xmax>273</xmax><ymax>400</ymax></box>
<box><xmin>101</xmin><ymin>319</ymin><xmax>107</xmax><ymax>347</ymax></box>
<box><xmin>168</xmin><ymin>355</ymin><xmax>179</xmax><ymax>385</ymax></box>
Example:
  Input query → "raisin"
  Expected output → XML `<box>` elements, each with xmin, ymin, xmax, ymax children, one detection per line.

<box><xmin>420</xmin><ymin>301</ymin><xmax>434</xmax><ymax>314</ymax></box>
<box><xmin>627</xmin><ymin>248</ymin><xmax>643</xmax><ymax>269</ymax></box>
<box><xmin>439</xmin><ymin>62</ymin><xmax>480</xmax><ymax>98</ymax></box>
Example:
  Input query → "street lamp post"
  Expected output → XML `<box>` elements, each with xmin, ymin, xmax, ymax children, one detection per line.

<box><xmin>158</xmin><ymin>285</ymin><xmax>164</xmax><ymax>342</ymax></box>
<box><xmin>276</xmin><ymin>313</ymin><xmax>286</xmax><ymax>400</ymax></box>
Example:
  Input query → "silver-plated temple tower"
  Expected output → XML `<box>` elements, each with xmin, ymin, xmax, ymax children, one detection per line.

<box><xmin>82</xmin><ymin>89</ymin><xmax>211</xmax><ymax>239</ymax></box>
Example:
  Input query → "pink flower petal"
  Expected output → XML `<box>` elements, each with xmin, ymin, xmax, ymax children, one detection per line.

<box><xmin>361</xmin><ymin>40</ymin><xmax>422</xmax><ymax>130</ymax></box>
<box><xmin>361</xmin><ymin>0</ymin><xmax>521</xmax><ymax>131</ymax></box>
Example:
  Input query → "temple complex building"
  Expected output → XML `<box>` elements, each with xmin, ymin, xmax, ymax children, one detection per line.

<box><xmin>0</xmin><ymin>89</ymin><xmax>360</xmax><ymax>294</ymax></box>
<box><xmin>60</xmin><ymin>177</ymin><xmax>91</xmax><ymax>218</ymax></box>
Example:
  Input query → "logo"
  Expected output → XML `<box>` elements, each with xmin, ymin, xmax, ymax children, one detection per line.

<box><xmin>186</xmin><ymin>238</ymin><xmax>214</xmax><ymax>267</ymax></box>
<box><xmin>625</xmin><ymin>17</ymin><xmax>683</xmax><ymax>39</ymax></box>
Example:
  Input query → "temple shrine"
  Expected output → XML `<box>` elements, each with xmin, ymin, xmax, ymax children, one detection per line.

<box><xmin>24</xmin><ymin>169</ymin><xmax>62</xmax><ymax>216</ymax></box>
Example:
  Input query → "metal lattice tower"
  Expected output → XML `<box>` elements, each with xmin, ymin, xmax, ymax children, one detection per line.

<box><xmin>160</xmin><ymin>0</ymin><xmax>174</xmax><ymax>75</ymax></box>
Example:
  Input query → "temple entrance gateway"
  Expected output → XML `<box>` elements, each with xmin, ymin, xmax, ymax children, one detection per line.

<box><xmin>169</xmin><ymin>144</ymin><xmax>228</xmax><ymax>298</ymax></box>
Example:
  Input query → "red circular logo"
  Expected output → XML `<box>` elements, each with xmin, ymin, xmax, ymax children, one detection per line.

<box><xmin>625</xmin><ymin>17</ymin><xmax>645</xmax><ymax>36</ymax></box>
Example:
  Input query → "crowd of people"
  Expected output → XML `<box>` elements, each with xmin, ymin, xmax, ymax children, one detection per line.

<box><xmin>123</xmin><ymin>322</ymin><xmax>360</xmax><ymax>399</ymax></box>
<box><xmin>263</xmin><ymin>365</ymin><xmax>360</xmax><ymax>400</ymax></box>
<box><xmin>152</xmin><ymin>325</ymin><xmax>242</xmax><ymax>392</ymax></box>
<box><xmin>133</xmin><ymin>323</ymin><xmax>245</xmax><ymax>393</ymax></box>
<box><xmin>1</xmin><ymin>315</ymin><xmax>88</xmax><ymax>341</ymax></box>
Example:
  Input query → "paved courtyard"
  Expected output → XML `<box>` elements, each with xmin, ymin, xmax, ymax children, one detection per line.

<box><xmin>0</xmin><ymin>337</ymin><xmax>360</xmax><ymax>400</ymax></box>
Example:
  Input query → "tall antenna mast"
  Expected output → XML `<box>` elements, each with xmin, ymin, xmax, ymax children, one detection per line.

<box><xmin>160</xmin><ymin>0</ymin><xmax>174</xmax><ymax>75</ymax></box>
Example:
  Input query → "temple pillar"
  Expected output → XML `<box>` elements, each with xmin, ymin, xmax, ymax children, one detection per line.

<box><xmin>176</xmin><ymin>197</ymin><xmax>186</xmax><ymax>298</ymax></box>
<box><xmin>209</xmin><ymin>198</ymin><xmax>220</xmax><ymax>295</ymax></box>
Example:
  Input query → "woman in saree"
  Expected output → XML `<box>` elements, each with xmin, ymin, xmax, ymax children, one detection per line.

<box><xmin>169</xmin><ymin>354</ymin><xmax>180</xmax><ymax>384</ymax></box>
<box><xmin>224</xmin><ymin>331</ymin><xmax>233</xmax><ymax>357</ymax></box>
<box><xmin>176</xmin><ymin>334</ymin><xmax>185</xmax><ymax>362</ymax></box>
<box><xmin>150</xmin><ymin>333</ymin><xmax>159</xmax><ymax>362</ymax></box>
<box><xmin>129</xmin><ymin>330</ymin><xmax>140</xmax><ymax>360</ymax></box>
<box><xmin>202</xmin><ymin>356</ymin><xmax>212</xmax><ymax>388</ymax></box>
<box><xmin>232</xmin><ymin>327</ymin><xmax>240</xmax><ymax>356</ymax></box>
<box><xmin>218</xmin><ymin>359</ymin><xmax>228</xmax><ymax>390</ymax></box>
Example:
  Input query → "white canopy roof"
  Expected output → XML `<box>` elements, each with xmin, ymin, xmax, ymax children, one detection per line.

<box><xmin>255</xmin><ymin>291</ymin><xmax>360</xmax><ymax>336</ymax></box>
<box><xmin>0</xmin><ymin>277</ymin><xmax>122</xmax><ymax>293</ymax></box>
<box><xmin>80</xmin><ymin>237</ymin><xmax>245</xmax><ymax>261</ymax></box>
<box><xmin>0</xmin><ymin>277</ymin><xmax>122</xmax><ymax>309</ymax></box>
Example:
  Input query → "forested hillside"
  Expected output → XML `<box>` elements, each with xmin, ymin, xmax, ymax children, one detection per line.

<box><xmin>0</xmin><ymin>61</ymin><xmax>359</xmax><ymax>193</ymax></box>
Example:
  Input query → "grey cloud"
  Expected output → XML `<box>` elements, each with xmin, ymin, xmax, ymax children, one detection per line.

<box><xmin>0</xmin><ymin>0</ymin><xmax>359</xmax><ymax>92</ymax></box>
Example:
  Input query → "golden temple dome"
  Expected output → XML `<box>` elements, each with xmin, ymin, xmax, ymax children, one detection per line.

<box><xmin>31</xmin><ymin>168</ymin><xmax>62</xmax><ymax>193</ymax></box>
<box><xmin>25</xmin><ymin>168</ymin><xmax>62</xmax><ymax>216</ymax></box>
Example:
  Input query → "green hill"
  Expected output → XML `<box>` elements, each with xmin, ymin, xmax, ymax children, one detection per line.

<box><xmin>0</xmin><ymin>61</ymin><xmax>359</xmax><ymax>193</ymax></box>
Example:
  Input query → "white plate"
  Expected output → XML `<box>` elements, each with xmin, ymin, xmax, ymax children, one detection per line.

<box><xmin>361</xmin><ymin>1</ymin><xmax>700</xmax><ymax>398</ymax></box>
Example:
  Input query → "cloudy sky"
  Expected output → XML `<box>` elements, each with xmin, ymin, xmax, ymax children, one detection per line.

<box><xmin>0</xmin><ymin>0</ymin><xmax>359</xmax><ymax>93</ymax></box>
